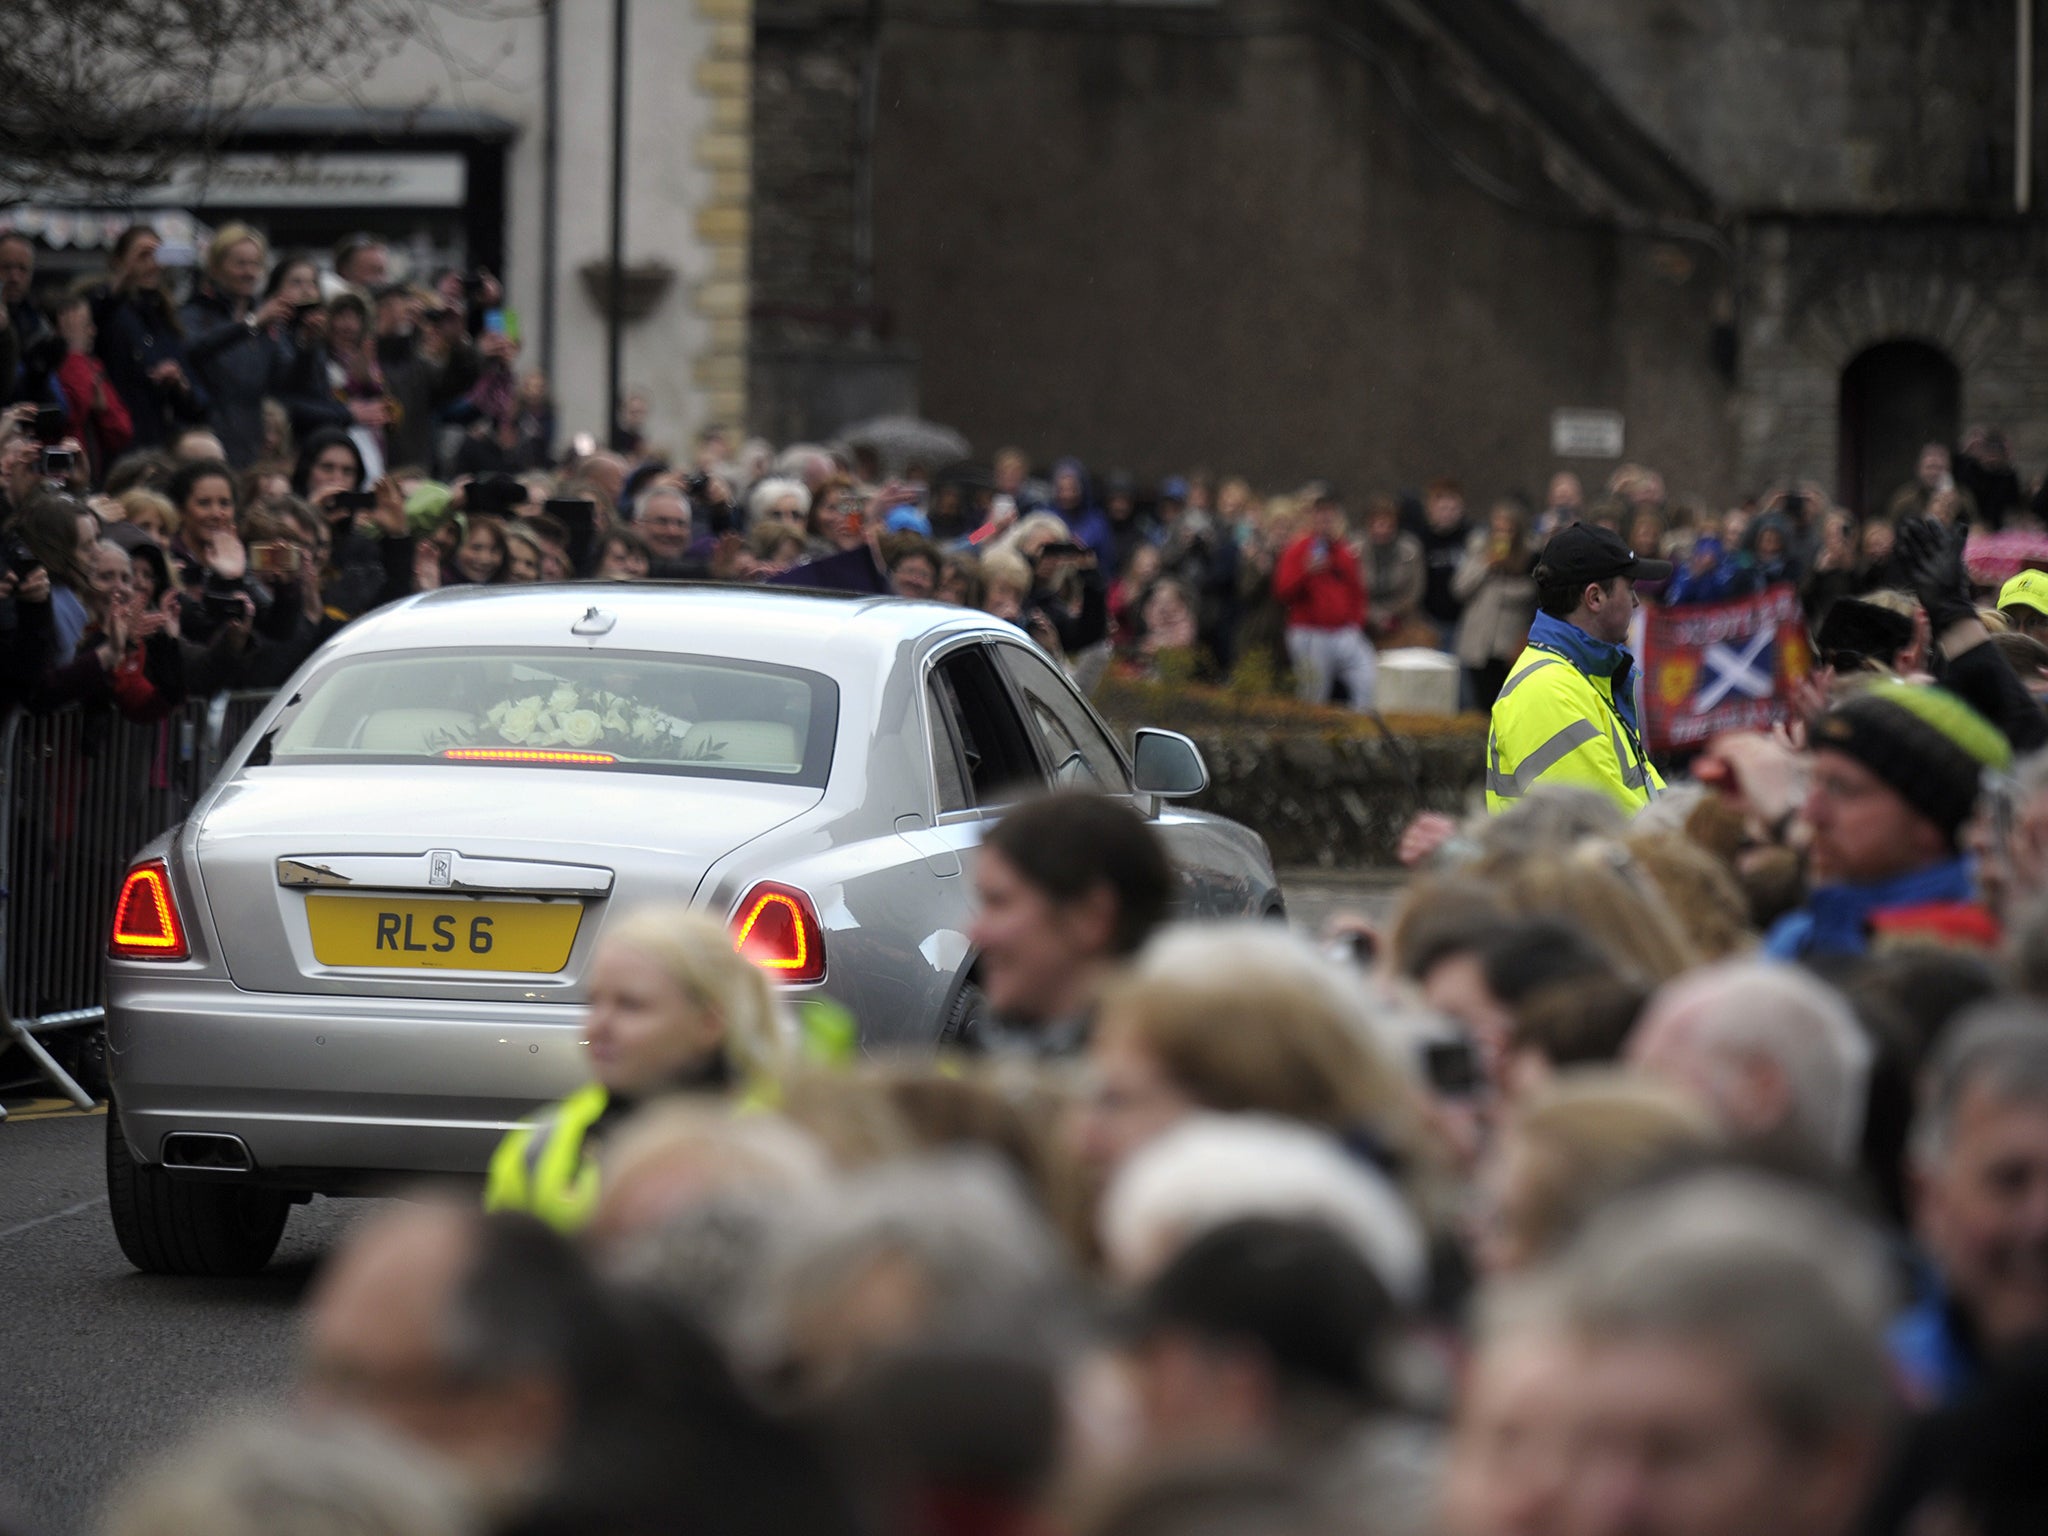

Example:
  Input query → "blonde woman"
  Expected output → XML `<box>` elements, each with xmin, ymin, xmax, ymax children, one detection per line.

<box><xmin>119</xmin><ymin>487</ymin><xmax>179</xmax><ymax>546</ymax></box>
<box><xmin>1491</xmin><ymin>838</ymin><xmax>1701</xmax><ymax>985</ymax></box>
<box><xmin>180</xmin><ymin>223</ymin><xmax>296</xmax><ymax>465</ymax></box>
<box><xmin>485</xmin><ymin>906</ymin><xmax>790</xmax><ymax>1230</ymax></box>
<box><xmin>1473</xmin><ymin>1070</ymin><xmax>1719</xmax><ymax>1274</ymax></box>
<box><xmin>1074</xmin><ymin>925</ymin><xmax>1439</xmax><ymax>1212</ymax></box>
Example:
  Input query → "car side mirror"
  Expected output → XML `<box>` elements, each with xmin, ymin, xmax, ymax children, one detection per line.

<box><xmin>1132</xmin><ymin>727</ymin><xmax>1208</xmax><ymax>799</ymax></box>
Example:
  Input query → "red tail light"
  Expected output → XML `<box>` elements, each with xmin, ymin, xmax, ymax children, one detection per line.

<box><xmin>110</xmin><ymin>859</ymin><xmax>189</xmax><ymax>960</ymax></box>
<box><xmin>731</xmin><ymin>882</ymin><xmax>826</xmax><ymax>983</ymax></box>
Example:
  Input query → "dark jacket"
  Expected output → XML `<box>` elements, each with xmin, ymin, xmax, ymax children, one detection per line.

<box><xmin>179</xmin><ymin>285</ymin><xmax>281</xmax><ymax>466</ymax></box>
<box><xmin>0</xmin><ymin>588</ymin><xmax>57</xmax><ymax>713</ymax></box>
<box><xmin>377</xmin><ymin>330</ymin><xmax>480</xmax><ymax>472</ymax></box>
<box><xmin>1418</xmin><ymin>521</ymin><xmax>1471</xmax><ymax>628</ymax></box>
<box><xmin>1936</xmin><ymin>639</ymin><xmax>2048</xmax><ymax>755</ymax></box>
<box><xmin>269</xmin><ymin>331</ymin><xmax>353</xmax><ymax>446</ymax></box>
<box><xmin>3</xmin><ymin>298</ymin><xmax>47</xmax><ymax>403</ymax></box>
<box><xmin>87</xmin><ymin>284</ymin><xmax>209</xmax><ymax>448</ymax></box>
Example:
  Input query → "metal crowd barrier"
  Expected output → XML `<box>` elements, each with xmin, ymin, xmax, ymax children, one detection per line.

<box><xmin>0</xmin><ymin>690</ymin><xmax>274</xmax><ymax>1111</ymax></box>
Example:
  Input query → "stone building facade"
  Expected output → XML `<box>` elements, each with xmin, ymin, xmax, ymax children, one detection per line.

<box><xmin>8</xmin><ymin>0</ymin><xmax>751</xmax><ymax>451</ymax></box>
<box><xmin>752</xmin><ymin>0</ymin><xmax>2048</xmax><ymax>515</ymax></box>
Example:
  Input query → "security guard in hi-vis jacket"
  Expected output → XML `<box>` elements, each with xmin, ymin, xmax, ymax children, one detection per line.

<box><xmin>1486</xmin><ymin>523</ymin><xmax>1668</xmax><ymax>815</ymax></box>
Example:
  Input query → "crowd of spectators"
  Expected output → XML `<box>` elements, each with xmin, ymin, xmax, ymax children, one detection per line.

<box><xmin>39</xmin><ymin>741</ymin><xmax>2048</xmax><ymax>1536</ymax></box>
<box><xmin>12</xmin><ymin>222</ymin><xmax>2048</xmax><ymax>727</ymax></box>
<box><xmin>12</xmin><ymin>224</ymin><xmax>2048</xmax><ymax>1536</ymax></box>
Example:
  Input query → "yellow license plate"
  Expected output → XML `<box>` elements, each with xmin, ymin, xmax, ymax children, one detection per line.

<box><xmin>305</xmin><ymin>895</ymin><xmax>582</xmax><ymax>973</ymax></box>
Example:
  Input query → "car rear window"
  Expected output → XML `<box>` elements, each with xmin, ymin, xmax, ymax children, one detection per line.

<box><xmin>264</xmin><ymin>649</ymin><xmax>837</xmax><ymax>785</ymax></box>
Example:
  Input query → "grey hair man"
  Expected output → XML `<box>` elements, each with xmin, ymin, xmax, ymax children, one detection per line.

<box><xmin>1552</xmin><ymin>1170</ymin><xmax>1894</xmax><ymax>1536</ymax></box>
<box><xmin>1626</xmin><ymin>959</ymin><xmax>1873</xmax><ymax>1168</ymax></box>
<box><xmin>1099</xmin><ymin>1113</ymin><xmax>1426</xmax><ymax>1307</ymax></box>
<box><xmin>759</xmin><ymin>1153</ymin><xmax>1075</xmax><ymax>1398</ymax></box>
<box><xmin>1892</xmin><ymin>1003</ymin><xmax>2048</xmax><ymax>1405</ymax></box>
<box><xmin>301</xmin><ymin>1202</ymin><xmax>634</xmax><ymax>1510</ymax></box>
<box><xmin>745</xmin><ymin>475</ymin><xmax>812</xmax><ymax>529</ymax></box>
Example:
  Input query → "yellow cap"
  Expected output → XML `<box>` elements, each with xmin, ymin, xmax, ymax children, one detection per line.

<box><xmin>2000</xmin><ymin>569</ymin><xmax>2048</xmax><ymax>617</ymax></box>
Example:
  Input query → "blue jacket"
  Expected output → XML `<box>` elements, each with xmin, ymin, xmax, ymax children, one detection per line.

<box><xmin>1888</xmin><ymin>1279</ymin><xmax>1981</xmax><ymax>1408</ymax></box>
<box><xmin>1525</xmin><ymin>611</ymin><xmax>1646</xmax><ymax>740</ymax></box>
<box><xmin>1763</xmin><ymin>856</ymin><xmax>1978</xmax><ymax>960</ymax></box>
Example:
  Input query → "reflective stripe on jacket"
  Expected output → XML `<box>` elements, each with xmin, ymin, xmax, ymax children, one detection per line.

<box><xmin>1484</xmin><ymin>645</ymin><xmax>1664</xmax><ymax>814</ymax></box>
<box><xmin>484</xmin><ymin>1081</ymin><xmax>609</xmax><ymax>1232</ymax></box>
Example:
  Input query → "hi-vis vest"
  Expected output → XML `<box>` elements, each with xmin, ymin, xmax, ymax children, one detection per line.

<box><xmin>485</xmin><ymin>1080</ymin><xmax>609</xmax><ymax>1231</ymax></box>
<box><xmin>1485</xmin><ymin>644</ymin><xmax>1664</xmax><ymax>814</ymax></box>
<box><xmin>482</xmin><ymin>997</ymin><xmax>860</xmax><ymax>1232</ymax></box>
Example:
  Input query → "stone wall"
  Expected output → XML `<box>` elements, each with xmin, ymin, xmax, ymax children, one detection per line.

<box><xmin>1735</xmin><ymin>216</ymin><xmax>2048</xmax><ymax>505</ymax></box>
<box><xmin>1518</xmin><ymin>0</ymin><xmax>2026</xmax><ymax>211</ymax></box>
<box><xmin>1093</xmin><ymin>680</ymin><xmax>1488</xmax><ymax>867</ymax></box>
<box><xmin>752</xmin><ymin>0</ymin><xmax>1740</xmax><ymax>507</ymax></box>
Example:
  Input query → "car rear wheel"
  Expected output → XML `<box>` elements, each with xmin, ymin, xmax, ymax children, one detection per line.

<box><xmin>105</xmin><ymin>1107</ymin><xmax>290</xmax><ymax>1276</ymax></box>
<box><xmin>940</xmin><ymin>978</ymin><xmax>986</xmax><ymax>1050</ymax></box>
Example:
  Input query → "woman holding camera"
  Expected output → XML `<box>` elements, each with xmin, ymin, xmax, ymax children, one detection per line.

<box><xmin>289</xmin><ymin>427</ymin><xmax>415</xmax><ymax>625</ymax></box>
<box><xmin>159</xmin><ymin>458</ymin><xmax>307</xmax><ymax>675</ymax></box>
<box><xmin>181</xmin><ymin>226</ymin><xmax>294</xmax><ymax>468</ymax></box>
<box><xmin>262</xmin><ymin>256</ymin><xmax>355</xmax><ymax>453</ymax></box>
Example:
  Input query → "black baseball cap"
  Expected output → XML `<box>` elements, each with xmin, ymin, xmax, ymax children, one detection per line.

<box><xmin>1535</xmin><ymin>523</ymin><xmax>1672</xmax><ymax>586</ymax></box>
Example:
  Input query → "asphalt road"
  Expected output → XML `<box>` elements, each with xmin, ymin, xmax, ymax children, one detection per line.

<box><xmin>0</xmin><ymin>870</ymin><xmax>1403</xmax><ymax>1536</ymax></box>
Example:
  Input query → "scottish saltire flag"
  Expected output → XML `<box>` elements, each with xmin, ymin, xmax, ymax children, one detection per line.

<box><xmin>1642</xmin><ymin>584</ymin><xmax>1812</xmax><ymax>752</ymax></box>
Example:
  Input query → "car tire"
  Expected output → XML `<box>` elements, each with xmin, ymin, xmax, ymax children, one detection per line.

<box><xmin>940</xmin><ymin>979</ymin><xmax>986</xmax><ymax>1051</ymax></box>
<box><xmin>105</xmin><ymin>1107</ymin><xmax>289</xmax><ymax>1277</ymax></box>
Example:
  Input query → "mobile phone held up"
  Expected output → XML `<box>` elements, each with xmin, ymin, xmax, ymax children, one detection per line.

<box><xmin>249</xmin><ymin>541</ymin><xmax>301</xmax><ymax>578</ymax></box>
<box><xmin>466</xmin><ymin>479</ymin><xmax>528</xmax><ymax>517</ymax></box>
<box><xmin>7</xmin><ymin>539</ymin><xmax>43</xmax><ymax>580</ymax></box>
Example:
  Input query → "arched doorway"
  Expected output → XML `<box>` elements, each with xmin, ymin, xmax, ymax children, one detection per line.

<box><xmin>1838</xmin><ymin>340</ymin><xmax>1960</xmax><ymax>518</ymax></box>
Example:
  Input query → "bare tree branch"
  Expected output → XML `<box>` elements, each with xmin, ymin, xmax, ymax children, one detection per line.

<box><xmin>0</xmin><ymin>0</ymin><xmax>543</xmax><ymax>203</ymax></box>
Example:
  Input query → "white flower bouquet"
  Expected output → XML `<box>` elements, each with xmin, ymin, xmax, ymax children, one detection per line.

<box><xmin>477</xmin><ymin>681</ymin><xmax>704</xmax><ymax>759</ymax></box>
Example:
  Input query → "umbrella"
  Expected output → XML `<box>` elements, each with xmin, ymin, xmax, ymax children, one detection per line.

<box><xmin>1965</xmin><ymin>530</ymin><xmax>2048</xmax><ymax>586</ymax></box>
<box><xmin>832</xmin><ymin>415</ymin><xmax>973</xmax><ymax>476</ymax></box>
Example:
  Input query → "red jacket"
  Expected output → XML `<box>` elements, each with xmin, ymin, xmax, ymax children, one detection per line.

<box><xmin>57</xmin><ymin>350</ymin><xmax>134</xmax><ymax>481</ymax></box>
<box><xmin>1274</xmin><ymin>532</ymin><xmax>1368</xmax><ymax>630</ymax></box>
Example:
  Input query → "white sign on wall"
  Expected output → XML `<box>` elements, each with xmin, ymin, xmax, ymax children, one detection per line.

<box><xmin>130</xmin><ymin>153</ymin><xmax>468</xmax><ymax>210</ymax></box>
<box><xmin>1551</xmin><ymin>408</ymin><xmax>1626</xmax><ymax>459</ymax></box>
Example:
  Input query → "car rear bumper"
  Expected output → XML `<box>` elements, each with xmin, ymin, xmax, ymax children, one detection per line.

<box><xmin>106</xmin><ymin>976</ymin><xmax>588</xmax><ymax>1182</ymax></box>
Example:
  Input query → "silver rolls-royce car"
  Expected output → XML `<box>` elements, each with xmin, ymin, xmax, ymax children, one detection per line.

<box><xmin>103</xmin><ymin>584</ymin><xmax>1280</xmax><ymax>1273</ymax></box>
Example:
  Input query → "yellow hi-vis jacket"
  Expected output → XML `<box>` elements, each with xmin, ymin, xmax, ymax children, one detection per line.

<box><xmin>1485</xmin><ymin>644</ymin><xmax>1664</xmax><ymax>814</ymax></box>
<box><xmin>482</xmin><ymin>997</ymin><xmax>860</xmax><ymax>1232</ymax></box>
<box><xmin>485</xmin><ymin>1081</ymin><xmax>609</xmax><ymax>1232</ymax></box>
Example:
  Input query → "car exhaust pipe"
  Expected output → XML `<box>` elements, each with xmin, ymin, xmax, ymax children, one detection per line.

<box><xmin>159</xmin><ymin>1132</ymin><xmax>254</xmax><ymax>1173</ymax></box>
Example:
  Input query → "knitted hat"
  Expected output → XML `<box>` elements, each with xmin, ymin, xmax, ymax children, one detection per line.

<box><xmin>1810</xmin><ymin>680</ymin><xmax>2011</xmax><ymax>843</ymax></box>
<box><xmin>1813</xmin><ymin>598</ymin><xmax>1915</xmax><ymax>671</ymax></box>
<box><xmin>404</xmin><ymin>480</ymin><xmax>455</xmax><ymax>534</ymax></box>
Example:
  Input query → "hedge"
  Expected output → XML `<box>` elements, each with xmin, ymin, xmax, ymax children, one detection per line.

<box><xmin>1091</xmin><ymin>675</ymin><xmax>1490</xmax><ymax>868</ymax></box>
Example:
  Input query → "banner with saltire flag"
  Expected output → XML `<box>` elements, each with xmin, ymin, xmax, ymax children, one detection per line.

<box><xmin>1642</xmin><ymin>583</ymin><xmax>1812</xmax><ymax>753</ymax></box>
